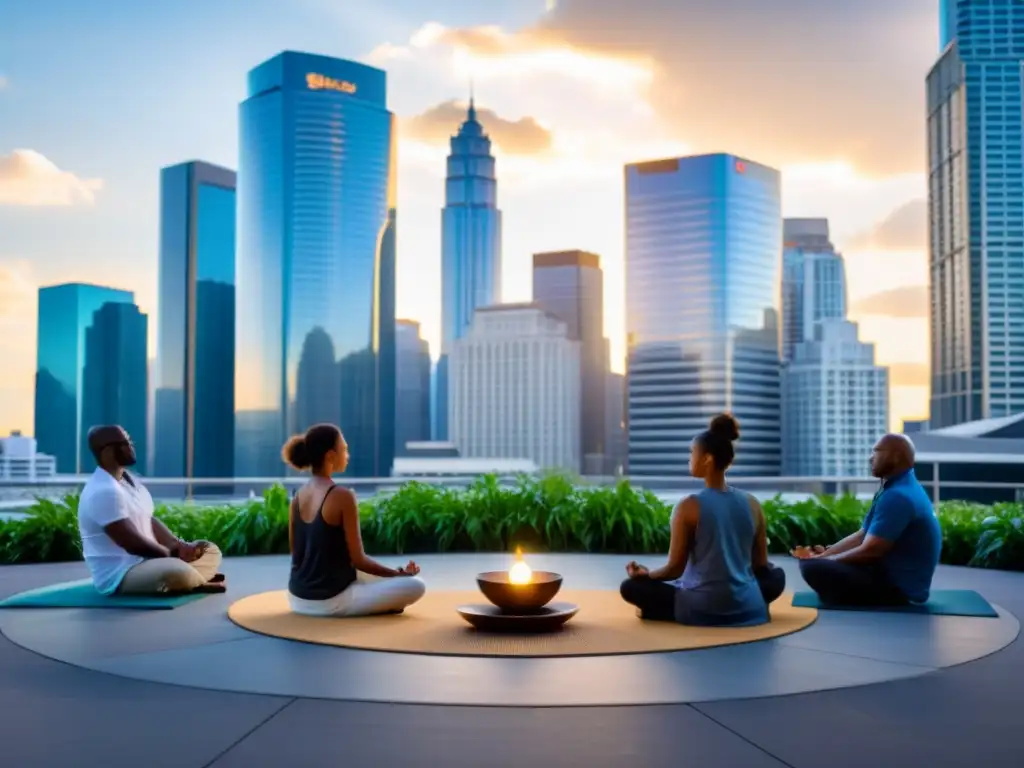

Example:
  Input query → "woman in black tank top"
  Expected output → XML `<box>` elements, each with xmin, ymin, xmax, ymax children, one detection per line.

<box><xmin>282</xmin><ymin>424</ymin><xmax>425</xmax><ymax>616</ymax></box>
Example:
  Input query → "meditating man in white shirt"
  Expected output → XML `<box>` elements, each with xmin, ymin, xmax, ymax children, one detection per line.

<box><xmin>77</xmin><ymin>425</ymin><xmax>226</xmax><ymax>595</ymax></box>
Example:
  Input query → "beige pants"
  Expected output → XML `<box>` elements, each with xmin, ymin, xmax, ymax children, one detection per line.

<box><xmin>118</xmin><ymin>544</ymin><xmax>223</xmax><ymax>594</ymax></box>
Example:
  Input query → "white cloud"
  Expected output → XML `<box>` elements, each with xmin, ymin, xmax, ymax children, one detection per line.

<box><xmin>0</xmin><ymin>75</ymin><xmax>8</xmax><ymax>90</ymax></box>
<box><xmin>0</xmin><ymin>149</ymin><xmax>103</xmax><ymax>206</ymax></box>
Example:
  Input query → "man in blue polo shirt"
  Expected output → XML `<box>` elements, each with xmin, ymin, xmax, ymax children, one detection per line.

<box><xmin>793</xmin><ymin>433</ymin><xmax>942</xmax><ymax>605</ymax></box>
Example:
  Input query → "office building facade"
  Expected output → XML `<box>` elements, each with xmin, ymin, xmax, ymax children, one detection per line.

<box><xmin>80</xmin><ymin>302</ymin><xmax>149</xmax><ymax>473</ymax></box>
<box><xmin>436</xmin><ymin>99</ymin><xmax>502</xmax><ymax>440</ymax></box>
<box><xmin>928</xmin><ymin>1</ymin><xmax>1024</xmax><ymax>426</ymax></box>
<box><xmin>780</xmin><ymin>218</ymin><xmax>847</xmax><ymax>363</ymax></box>
<box><xmin>605</xmin><ymin>371</ymin><xmax>626</xmax><ymax>475</ymax></box>
<box><xmin>0</xmin><ymin>432</ymin><xmax>56</xmax><ymax>481</ymax></box>
<box><xmin>532</xmin><ymin>250</ymin><xmax>606</xmax><ymax>471</ymax></box>
<box><xmin>154</xmin><ymin>161</ymin><xmax>236</xmax><ymax>480</ymax></box>
<box><xmin>235</xmin><ymin>51</ymin><xmax>397</xmax><ymax>477</ymax></box>
<box><xmin>782</xmin><ymin>319</ymin><xmax>889</xmax><ymax>477</ymax></box>
<box><xmin>624</xmin><ymin>153</ymin><xmax>782</xmax><ymax>476</ymax></box>
<box><xmin>34</xmin><ymin>283</ymin><xmax>135</xmax><ymax>473</ymax></box>
<box><xmin>395</xmin><ymin>319</ymin><xmax>431</xmax><ymax>455</ymax></box>
<box><xmin>449</xmin><ymin>304</ymin><xmax>580</xmax><ymax>472</ymax></box>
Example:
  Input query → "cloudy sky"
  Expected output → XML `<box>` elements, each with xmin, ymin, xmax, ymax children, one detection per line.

<box><xmin>0</xmin><ymin>0</ymin><xmax>938</xmax><ymax>435</ymax></box>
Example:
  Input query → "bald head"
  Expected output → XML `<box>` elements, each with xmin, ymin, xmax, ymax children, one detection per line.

<box><xmin>87</xmin><ymin>425</ymin><xmax>136</xmax><ymax>470</ymax></box>
<box><xmin>870</xmin><ymin>433</ymin><xmax>916</xmax><ymax>479</ymax></box>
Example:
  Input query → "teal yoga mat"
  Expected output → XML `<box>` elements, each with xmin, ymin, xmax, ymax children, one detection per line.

<box><xmin>791</xmin><ymin>589</ymin><xmax>998</xmax><ymax>618</ymax></box>
<box><xmin>0</xmin><ymin>579</ymin><xmax>210</xmax><ymax>610</ymax></box>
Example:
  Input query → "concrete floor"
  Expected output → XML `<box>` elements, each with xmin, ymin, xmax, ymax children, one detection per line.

<box><xmin>0</xmin><ymin>555</ymin><xmax>1022</xmax><ymax>768</ymax></box>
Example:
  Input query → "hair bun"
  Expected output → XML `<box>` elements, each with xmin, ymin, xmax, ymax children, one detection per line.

<box><xmin>708</xmin><ymin>413</ymin><xmax>740</xmax><ymax>442</ymax></box>
<box><xmin>282</xmin><ymin>435</ymin><xmax>311</xmax><ymax>470</ymax></box>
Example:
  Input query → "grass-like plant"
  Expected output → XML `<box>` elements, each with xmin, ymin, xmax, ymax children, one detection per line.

<box><xmin>0</xmin><ymin>475</ymin><xmax>1021</xmax><ymax>570</ymax></box>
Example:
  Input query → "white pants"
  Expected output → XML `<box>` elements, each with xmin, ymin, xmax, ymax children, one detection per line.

<box><xmin>288</xmin><ymin>572</ymin><xmax>426</xmax><ymax>618</ymax></box>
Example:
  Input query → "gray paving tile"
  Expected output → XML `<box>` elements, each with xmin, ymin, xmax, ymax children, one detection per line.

<box><xmin>87</xmin><ymin>632</ymin><xmax>934</xmax><ymax>706</ymax></box>
<box><xmin>0</xmin><ymin>632</ymin><xmax>291</xmax><ymax>768</ymax></box>
<box><xmin>694</xmin><ymin>663</ymin><xmax>1024</xmax><ymax>768</ymax></box>
<box><xmin>210</xmin><ymin>698</ymin><xmax>789</xmax><ymax>768</ymax></box>
<box><xmin>776</xmin><ymin>604</ymin><xmax>1020</xmax><ymax>667</ymax></box>
<box><xmin>0</xmin><ymin>603</ymin><xmax>251</xmax><ymax>662</ymax></box>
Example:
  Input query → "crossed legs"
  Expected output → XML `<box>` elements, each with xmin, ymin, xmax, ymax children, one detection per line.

<box><xmin>118</xmin><ymin>544</ymin><xmax>223</xmax><ymax>595</ymax></box>
<box><xmin>289</xmin><ymin>572</ymin><xmax>427</xmax><ymax>618</ymax></box>
<box><xmin>620</xmin><ymin>563</ymin><xmax>787</xmax><ymax>621</ymax></box>
<box><xmin>799</xmin><ymin>558</ymin><xmax>907</xmax><ymax>606</ymax></box>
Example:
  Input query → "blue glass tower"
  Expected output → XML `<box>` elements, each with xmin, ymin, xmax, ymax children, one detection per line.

<box><xmin>940</xmin><ymin>0</ymin><xmax>957</xmax><ymax>50</ymax></box>
<box><xmin>781</xmin><ymin>219</ymin><xmax>847</xmax><ymax>363</ymax></box>
<box><xmin>928</xmin><ymin>1</ymin><xmax>1024</xmax><ymax>426</ymax></box>
<box><xmin>34</xmin><ymin>283</ymin><xmax>135</xmax><ymax>473</ymax></box>
<box><xmin>81</xmin><ymin>303</ymin><xmax>149</xmax><ymax>473</ymax></box>
<box><xmin>624</xmin><ymin>154</ymin><xmax>782</xmax><ymax>477</ymax></box>
<box><xmin>235</xmin><ymin>51</ymin><xmax>396</xmax><ymax>477</ymax></box>
<box><xmin>155</xmin><ymin>161</ymin><xmax>236</xmax><ymax>481</ymax></box>
<box><xmin>436</xmin><ymin>98</ymin><xmax>502</xmax><ymax>440</ymax></box>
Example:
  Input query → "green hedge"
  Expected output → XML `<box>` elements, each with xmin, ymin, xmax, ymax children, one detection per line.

<box><xmin>1</xmin><ymin>474</ymin><xmax>1022</xmax><ymax>570</ymax></box>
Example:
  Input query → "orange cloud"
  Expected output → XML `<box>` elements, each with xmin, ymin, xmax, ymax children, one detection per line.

<box><xmin>394</xmin><ymin>0</ymin><xmax>937</xmax><ymax>176</ymax></box>
<box><xmin>0</xmin><ymin>149</ymin><xmax>103</xmax><ymax>206</ymax></box>
<box><xmin>852</xmin><ymin>285</ymin><xmax>928</xmax><ymax>319</ymax></box>
<box><xmin>402</xmin><ymin>100</ymin><xmax>552</xmax><ymax>154</ymax></box>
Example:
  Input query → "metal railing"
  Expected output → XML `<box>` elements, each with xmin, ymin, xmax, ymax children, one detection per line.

<box><xmin>0</xmin><ymin>464</ymin><xmax>1021</xmax><ymax>509</ymax></box>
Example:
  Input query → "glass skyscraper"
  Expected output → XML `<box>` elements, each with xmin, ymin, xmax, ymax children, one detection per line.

<box><xmin>928</xmin><ymin>1</ymin><xmax>1024</xmax><ymax>427</ymax></box>
<box><xmin>395</xmin><ymin>319</ymin><xmax>431</xmax><ymax>455</ymax></box>
<box><xmin>154</xmin><ymin>161</ymin><xmax>236</xmax><ymax>481</ymax></box>
<box><xmin>436</xmin><ymin>98</ymin><xmax>502</xmax><ymax>441</ymax></box>
<box><xmin>940</xmin><ymin>0</ymin><xmax>958</xmax><ymax>51</ymax></box>
<box><xmin>624</xmin><ymin>154</ymin><xmax>782</xmax><ymax>477</ymax></box>
<box><xmin>533</xmin><ymin>250</ymin><xmax>606</xmax><ymax>472</ymax></box>
<box><xmin>781</xmin><ymin>218</ymin><xmax>847</xmax><ymax>363</ymax></box>
<box><xmin>35</xmin><ymin>283</ymin><xmax>135</xmax><ymax>473</ymax></box>
<box><xmin>235</xmin><ymin>51</ymin><xmax>396</xmax><ymax>477</ymax></box>
<box><xmin>81</xmin><ymin>302</ymin><xmax>149</xmax><ymax>473</ymax></box>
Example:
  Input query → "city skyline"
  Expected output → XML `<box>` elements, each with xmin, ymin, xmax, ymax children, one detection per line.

<box><xmin>2</xmin><ymin>1</ymin><xmax>943</xmax><ymax>436</ymax></box>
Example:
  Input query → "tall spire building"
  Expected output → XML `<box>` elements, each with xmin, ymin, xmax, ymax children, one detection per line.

<box><xmin>436</xmin><ymin>97</ymin><xmax>502</xmax><ymax>440</ymax></box>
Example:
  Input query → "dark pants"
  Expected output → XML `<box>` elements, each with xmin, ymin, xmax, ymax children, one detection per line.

<box><xmin>799</xmin><ymin>558</ymin><xmax>907</xmax><ymax>606</ymax></box>
<box><xmin>620</xmin><ymin>564</ymin><xmax>787</xmax><ymax>622</ymax></box>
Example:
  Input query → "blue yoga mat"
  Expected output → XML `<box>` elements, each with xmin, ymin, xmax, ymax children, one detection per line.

<box><xmin>0</xmin><ymin>579</ymin><xmax>210</xmax><ymax>610</ymax></box>
<box><xmin>791</xmin><ymin>589</ymin><xmax>998</xmax><ymax>618</ymax></box>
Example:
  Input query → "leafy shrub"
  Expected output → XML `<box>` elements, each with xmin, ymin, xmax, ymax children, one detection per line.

<box><xmin>0</xmin><ymin>475</ymin><xmax>1021</xmax><ymax>570</ymax></box>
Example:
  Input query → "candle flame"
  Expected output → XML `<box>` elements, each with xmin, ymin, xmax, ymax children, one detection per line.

<box><xmin>509</xmin><ymin>546</ymin><xmax>532</xmax><ymax>585</ymax></box>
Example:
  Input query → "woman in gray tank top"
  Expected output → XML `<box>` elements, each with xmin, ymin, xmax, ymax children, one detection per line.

<box><xmin>620</xmin><ymin>414</ymin><xmax>787</xmax><ymax>626</ymax></box>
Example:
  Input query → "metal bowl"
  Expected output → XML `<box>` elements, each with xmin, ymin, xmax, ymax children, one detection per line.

<box><xmin>476</xmin><ymin>571</ymin><xmax>563</xmax><ymax>612</ymax></box>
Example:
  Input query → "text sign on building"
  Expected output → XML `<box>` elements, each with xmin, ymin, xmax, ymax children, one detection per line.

<box><xmin>305</xmin><ymin>72</ymin><xmax>357</xmax><ymax>94</ymax></box>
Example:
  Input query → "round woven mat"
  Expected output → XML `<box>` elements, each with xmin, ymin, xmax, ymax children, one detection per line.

<box><xmin>228</xmin><ymin>589</ymin><xmax>817</xmax><ymax>658</ymax></box>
